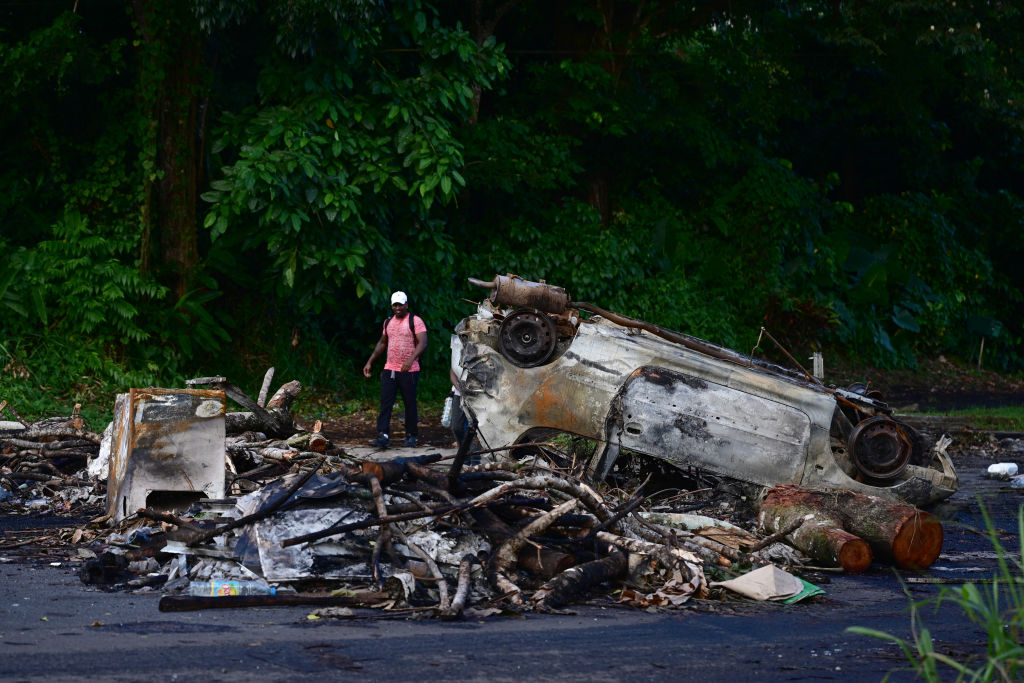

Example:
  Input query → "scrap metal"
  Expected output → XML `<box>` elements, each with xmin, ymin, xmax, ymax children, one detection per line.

<box><xmin>452</xmin><ymin>274</ymin><xmax>958</xmax><ymax>507</ymax></box>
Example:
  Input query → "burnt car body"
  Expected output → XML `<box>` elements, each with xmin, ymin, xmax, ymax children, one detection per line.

<box><xmin>450</xmin><ymin>276</ymin><xmax>958</xmax><ymax>507</ymax></box>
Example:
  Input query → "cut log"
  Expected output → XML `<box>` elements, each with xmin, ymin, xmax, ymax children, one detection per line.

<box><xmin>266</xmin><ymin>380</ymin><xmax>302</xmax><ymax>411</ymax></box>
<box><xmin>759</xmin><ymin>490</ymin><xmax>872</xmax><ymax>573</ymax></box>
<box><xmin>189</xmin><ymin>376</ymin><xmax>298</xmax><ymax>437</ymax></box>
<box><xmin>284</xmin><ymin>430</ymin><xmax>328</xmax><ymax>453</ymax></box>
<box><xmin>760</xmin><ymin>485</ymin><xmax>942</xmax><ymax>570</ymax></box>
<box><xmin>223</xmin><ymin>409</ymin><xmax>294</xmax><ymax>438</ymax></box>
<box><xmin>829</xmin><ymin>489</ymin><xmax>943</xmax><ymax>570</ymax></box>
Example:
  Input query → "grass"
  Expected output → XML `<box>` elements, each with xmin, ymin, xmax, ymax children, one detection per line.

<box><xmin>896</xmin><ymin>404</ymin><xmax>1024</xmax><ymax>432</ymax></box>
<box><xmin>938</xmin><ymin>406</ymin><xmax>1024</xmax><ymax>432</ymax></box>
<box><xmin>847</xmin><ymin>502</ymin><xmax>1024</xmax><ymax>682</ymax></box>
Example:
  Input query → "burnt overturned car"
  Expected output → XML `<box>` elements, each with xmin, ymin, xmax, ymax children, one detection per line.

<box><xmin>450</xmin><ymin>275</ymin><xmax>958</xmax><ymax>507</ymax></box>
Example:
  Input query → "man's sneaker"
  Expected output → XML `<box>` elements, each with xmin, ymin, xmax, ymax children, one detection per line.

<box><xmin>371</xmin><ymin>433</ymin><xmax>389</xmax><ymax>448</ymax></box>
<box><xmin>402</xmin><ymin>436</ymin><xmax>417</xmax><ymax>448</ymax></box>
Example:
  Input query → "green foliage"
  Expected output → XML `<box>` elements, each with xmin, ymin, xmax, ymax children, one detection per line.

<box><xmin>2</xmin><ymin>0</ymin><xmax>1024</xmax><ymax>418</ymax></box>
<box><xmin>36</xmin><ymin>210</ymin><xmax>163</xmax><ymax>342</ymax></box>
<box><xmin>200</xmin><ymin>0</ymin><xmax>510</xmax><ymax>326</ymax></box>
<box><xmin>0</xmin><ymin>332</ymin><xmax>164</xmax><ymax>427</ymax></box>
<box><xmin>0</xmin><ymin>245</ymin><xmax>47</xmax><ymax>325</ymax></box>
<box><xmin>825</xmin><ymin>192</ymin><xmax>1002</xmax><ymax>367</ymax></box>
<box><xmin>0</xmin><ymin>4</ymin><xmax>231</xmax><ymax>400</ymax></box>
<box><xmin>848</xmin><ymin>503</ymin><xmax>1024</xmax><ymax>681</ymax></box>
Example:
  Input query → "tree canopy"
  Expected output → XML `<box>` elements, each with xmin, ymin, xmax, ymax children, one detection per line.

<box><xmin>2</xmin><ymin>0</ymin><xmax>1021</xmax><ymax>414</ymax></box>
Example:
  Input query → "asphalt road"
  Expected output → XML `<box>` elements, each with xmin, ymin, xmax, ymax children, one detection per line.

<box><xmin>1</xmin><ymin>442</ymin><xmax>1020</xmax><ymax>682</ymax></box>
<box><xmin>0</xmin><ymin>560</ymin><xmax>938</xmax><ymax>682</ymax></box>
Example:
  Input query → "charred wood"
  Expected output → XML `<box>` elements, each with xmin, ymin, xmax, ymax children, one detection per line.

<box><xmin>158</xmin><ymin>591</ymin><xmax>387</xmax><ymax>612</ymax></box>
<box><xmin>531</xmin><ymin>548</ymin><xmax>627</xmax><ymax>611</ymax></box>
<box><xmin>493</xmin><ymin>498</ymin><xmax>578</xmax><ymax>577</ymax></box>
<box><xmin>187</xmin><ymin>457</ymin><xmax>325</xmax><ymax>547</ymax></box>
<box><xmin>441</xmin><ymin>554</ymin><xmax>478</xmax><ymax>620</ymax></box>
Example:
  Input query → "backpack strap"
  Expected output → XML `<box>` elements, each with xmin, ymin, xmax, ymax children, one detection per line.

<box><xmin>383</xmin><ymin>314</ymin><xmax>419</xmax><ymax>337</ymax></box>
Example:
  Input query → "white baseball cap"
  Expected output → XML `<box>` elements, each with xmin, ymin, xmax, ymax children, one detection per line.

<box><xmin>391</xmin><ymin>291</ymin><xmax>408</xmax><ymax>305</ymax></box>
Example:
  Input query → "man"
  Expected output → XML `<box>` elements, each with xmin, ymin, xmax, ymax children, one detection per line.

<box><xmin>363</xmin><ymin>291</ymin><xmax>427</xmax><ymax>448</ymax></box>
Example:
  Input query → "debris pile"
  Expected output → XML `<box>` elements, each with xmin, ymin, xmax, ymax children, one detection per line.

<box><xmin>0</xmin><ymin>400</ymin><xmax>105</xmax><ymax>516</ymax></box>
<box><xmin>2</xmin><ymin>376</ymin><xmax>951</xmax><ymax>619</ymax></box>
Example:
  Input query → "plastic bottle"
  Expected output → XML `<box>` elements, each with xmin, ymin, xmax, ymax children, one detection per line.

<box><xmin>189</xmin><ymin>580</ymin><xmax>276</xmax><ymax>596</ymax></box>
<box><xmin>441</xmin><ymin>394</ymin><xmax>453</xmax><ymax>428</ymax></box>
<box><xmin>986</xmin><ymin>462</ymin><xmax>1018</xmax><ymax>479</ymax></box>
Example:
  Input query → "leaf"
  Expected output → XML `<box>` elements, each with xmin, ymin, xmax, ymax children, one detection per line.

<box><xmin>2</xmin><ymin>298</ymin><xmax>28</xmax><ymax>317</ymax></box>
<box><xmin>891</xmin><ymin>307</ymin><xmax>920</xmax><ymax>333</ymax></box>
<box><xmin>0</xmin><ymin>264</ymin><xmax>17</xmax><ymax>299</ymax></box>
<box><xmin>30</xmin><ymin>287</ymin><xmax>47</xmax><ymax>325</ymax></box>
<box><xmin>284</xmin><ymin>250</ymin><xmax>297</xmax><ymax>288</ymax></box>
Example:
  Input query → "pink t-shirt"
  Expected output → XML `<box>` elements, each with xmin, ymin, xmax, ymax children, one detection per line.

<box><xmin>383</xmin><ymin>314</ymin><xmax>427</xmax><ymax>372</ymax></box>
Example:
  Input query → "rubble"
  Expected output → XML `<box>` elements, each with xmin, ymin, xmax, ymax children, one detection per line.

<box><xmin>2</xmin><ymin>404</ymin><xmax>953</xmax><ymax>621</ymax></box>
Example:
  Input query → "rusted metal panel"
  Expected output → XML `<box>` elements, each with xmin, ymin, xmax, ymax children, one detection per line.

<box><xmin>107</xmin><ymin>388</ymin><xmax>226</xmax><ymax>523</ymax></box>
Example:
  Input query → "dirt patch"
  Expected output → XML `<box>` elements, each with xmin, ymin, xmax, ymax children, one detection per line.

<box><xmin>315</xmin><ymin>408</ymin><xmax>457</xmax><ymax>449</ymax></box>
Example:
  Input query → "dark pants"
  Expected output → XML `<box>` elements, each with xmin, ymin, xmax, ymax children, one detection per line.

<box><xmin>450</xmin><ymin>395</ymin><xmax>480</xmax><ymax>464</ymax></box>
<box><xmin>376</xmin><ymin>369</ymin><xmax>419</xmax><ymax>438</ymax></box>
<box><xmin>450</xmin><ymin>394</ymin><xmax>468</xmax><ymax>445</ymax></box>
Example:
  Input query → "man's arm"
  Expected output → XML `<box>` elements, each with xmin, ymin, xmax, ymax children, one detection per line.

<box><xmin>363</xmin><ymin>333</ymin><xmax>387</xmax><ymax>378</ymax></box>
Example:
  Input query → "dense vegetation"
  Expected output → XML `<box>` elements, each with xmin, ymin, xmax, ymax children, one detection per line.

<box><xmin>2</xmin><ymin>0</ymin><xmax>1022</xmax><ymax>422</ymax></box>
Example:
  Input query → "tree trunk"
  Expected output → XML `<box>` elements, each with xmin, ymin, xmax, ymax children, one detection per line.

<box><xmin>760</xmin><ymin>485</ymin><xmax>943</xmax><ymax>570</ymax></box>
<box><xmin>132</xmin><ymin>0</ymin><xmax>205</xmax><ymax>300</ymax></box>
<box><xmin>829</xmin><ymin>489</ymin><xmax>944</xmax><ymax>570</ymax></box>
<box><xmin>759</xmin><ymin>488</ymin><xmax>872</xmax><ymax>573</ymax></box>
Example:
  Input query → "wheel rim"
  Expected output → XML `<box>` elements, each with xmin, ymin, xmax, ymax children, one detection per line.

<box><xmin>497</xmin><ymin>309</ymin><xmax>557</xmax><ymax>368</ymax></box>
<box><xmin>848</xmin><ymin>416</ymin><xmax>911</xmax><ymax>480</ymax></box>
